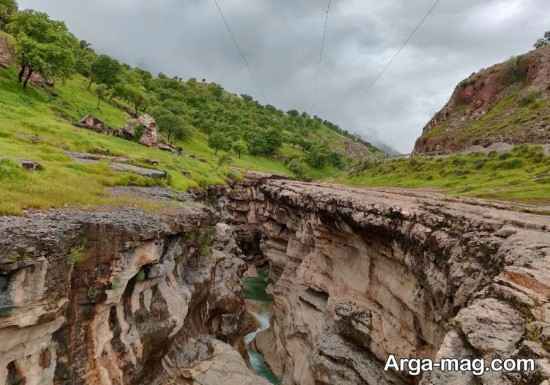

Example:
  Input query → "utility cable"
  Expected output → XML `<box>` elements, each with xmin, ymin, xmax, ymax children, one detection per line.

<box><xmin>364</xmin><ymin>0</ymin><xmax>441</xmax><ymax>92</ymax></box>
<box><xmin>212</xmin><ymin>0</ymin><xmax>266</xmax><ymax>100</ymax></box>
<box><xmin>310</xmin><ymin>0</ymin><xmax>334</xmax><ymax>115</ymax></box>
<box><xmin>318</xmin><ymin>0</ymin><xmax>333</xmax><ymax>66</ymax></box>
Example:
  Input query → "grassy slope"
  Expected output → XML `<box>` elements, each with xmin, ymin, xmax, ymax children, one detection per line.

<box><xmin>424</xmin><ymin>85</ymin><xmax>550</xmax><ymax>145</ymax></box>
<box><xmin>1</xmin><ymin>65</ymin><xmax>548</xmax><ymax>214</ymax></box>
<box><xmin>336</xmin><ymin>146</ymin><xmax>550</xmax><ymax>204</ymax></box>
<box><xmin>0</xmin><ymin>66</ymin><xmax>293</xmax><ymax>215</ymax></box>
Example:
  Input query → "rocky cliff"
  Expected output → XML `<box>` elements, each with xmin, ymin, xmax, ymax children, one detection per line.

<box><xmin>221</xmin><ymin>173</ymin><xmax>550</xmax><ymax>385</ymax></box>
<box><xmin>1</xmin><ymin>176</ymin><xmax>550</xmax><ymax>385</ymax></box>
<box><xmin>0</xmin><ymin>199</ymin><xmax>269</xmax><ymax>385</ymax></box>
<box><xmin>415</xmin><ymin>46</ymin><xmax>550</xmax><ymax>154</ymax></box>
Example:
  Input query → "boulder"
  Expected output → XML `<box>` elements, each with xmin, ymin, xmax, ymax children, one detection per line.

<box><xmin>158</xmin><ymin>143</ymin><xmax>176</xmax><ymax>153</ymax></box>
<box><xmin>110</xmin><ymin>162</ymin><xmax>167</xmax><ymax>179</ymax></box>
<box><xmin>77</xmin><ymin>115</ymin><xmax>110</xmax><ymax>134</ymax></box>
<box><xmin>0</xmin><ymin>35</ymin><xmax>15</xmax><ymax>69</ymax></box>
<box><xmin>123</xmin><ymin>114</ymin><xmax>159</xmax><ymax>147</ymax></box>
<box><xmin>456</xmin><ymin>298</ymin><xmax>525</xmax><ymax>354</ymax></box>
<box><xmin>20</xmin><ymin>160</ymin><xmax>43</xmax><ymax>171</ymax></box>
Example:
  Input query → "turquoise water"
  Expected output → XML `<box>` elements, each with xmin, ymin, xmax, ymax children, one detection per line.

<box><xmin>242</xmin><ymin>269</ymin><xmax>281</xmax><ymax>384</ymax></box>
<box><xmin>245</xmin><ymin>310</ymin><xmax>281</xmax><ymax>385</ymax></box>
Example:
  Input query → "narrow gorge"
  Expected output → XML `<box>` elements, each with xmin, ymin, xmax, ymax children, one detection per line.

<box><xmin>1</xmin><ymin>174</ymin><xmax>549</xmax><ymax>385</ymax></box>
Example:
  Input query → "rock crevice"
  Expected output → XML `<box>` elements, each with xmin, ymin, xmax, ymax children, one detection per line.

<box><xmin>219</xmin><ymin>173</ymin><xmax>550</xmax><ymax>385</ymax></box>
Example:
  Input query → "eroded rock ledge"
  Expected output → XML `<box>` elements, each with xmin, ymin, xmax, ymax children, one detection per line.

<box><xmin>219</xmin><ymin>173</ymin><xmax>550</xmax><ymax>385</ymax></box>
<box><xmin>1</xmin><ymin>175</ymin><xmax>549</xmax><ymax>385</ymax></box>
<box><xmin>0</xmin><ymin>204</ymin><xmax>269</xmax><ymax>385</ymax></box>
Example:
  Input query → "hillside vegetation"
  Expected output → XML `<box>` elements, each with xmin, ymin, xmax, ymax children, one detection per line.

<box><xmin>415</xmin><ymin>44</ymin><xmax>550</xmax><ymax>154</ymax></box>
<box><xmin>339</xmin><ymin>145</ymin><xmax>550</xmax><ymax>204</ymax></box>
<box><xmin>1</xmin><ymin>1</ymin><xmax>548</xmax><ymax>213</ymax></box>
<box><xmin>0</xmin><ymin>3</ymin><xmax>379</xmax><ymax>215</ymax></box>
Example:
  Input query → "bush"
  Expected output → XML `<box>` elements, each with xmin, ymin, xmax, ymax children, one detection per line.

<box><xmin>503</xmin><ymin>56</ymin><xmax>528</xmax><ymax>85</ymax></box>
<box><xmin>473</xmin><ymin>159</ymin><xmax>486</xmax><ymax>170</ymax></box>
<box><xmin>495</xmin><ymin>158</ymin><xmax>523</xmax><ymax>170</ymax></box>
<box><xmin>519</xmin><ymin>90</ymin><xmax>542</xmax><ymax>106</ymax></box>
<box><xmin>247</xmin><ymin>128</ymin><xmax>282</xmax><ymax>156</ymax></box>
<box><xmin>0</xmin><ymin>159</ymin><xmax>24</xmax><ymax>181</ymax></box>
<box><xmin>287</xmin><ymin>158</ymin><xmax>308</xmax><ymax>179</ymax></box>
<box><xmin>217</xmin><ymin>153</ymin><xmax>233</xmax><ymax>168</ymax></box>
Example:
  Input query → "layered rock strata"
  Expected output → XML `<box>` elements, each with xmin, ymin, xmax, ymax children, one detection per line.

<box><xmin>220</xmin><ymin>173</ymin><xmax>550</xmax><ymax>385</ymax></box>
<box><xmin>0</xmin><ymin>205</ymin><xmax>267</xmax><ymax>385</ymax></box>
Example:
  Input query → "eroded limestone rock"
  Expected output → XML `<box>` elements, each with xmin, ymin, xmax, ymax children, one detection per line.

<box><xmin>218</xmin><ymin>173</ymin><xmax>550</xmax><ymax>385</ymax></box>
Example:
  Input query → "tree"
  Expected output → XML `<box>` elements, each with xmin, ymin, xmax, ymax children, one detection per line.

<box><xmin>114</xmin><ymin>83</ymin><xmax>148</xmax><ymax>115</ymax></box>
<box><xmin>232</xmin><ymin>140</ymin><xmax>246</xmax><ymax>158</ymax></box>
<box><xmin>534</xmin><ymin>31</ymin><xmax>550</xmax><ymax>49</ymax></box>
<box><xmin>8</xmin><ymin>10</ymin><xmax>77</xmax><ymax>87</ymax></box>
<box><xmin>151</xmin><ymin>107</ymin><xmax>191</xmax><ymax>143</ymax></box>
<box><xmin>89</xmin><ymin>54</ymin><xmax>121</xmax><ymax>89</ymax></box>
<box><xmin>209</xmin><ymin>83</ymin><xmax>224</xmax><ymax>100</ymax></box>
<box><xmin>247</xmin><ymin>128</ymin><xmax>282</xmax><ymax>156</ymax></box>
<box><xmin>305</xmin><ymin>143</ymin><xmax>330</xmax><ymax>169</ymax></box>
<box><xmin>95</xmin><ymin>84</ymin><xmax>108</xmax><ymax>109</ymax></box>
<box><xmin>75</xmin><ymin>45</ymin><xmax>96</xmax><ymax>77</ymax></box>
<box><xmin>240</xmin><ymin>94</ymin><xmax>253</xmax><ymax>103</ymax></box>
<box><xmin>208</xmin><ymin>132</ymin><xmax>231</xmax><ymax>154</ymax></box>
<box><xmin>0</xmin><ymin>0</ymin><xmax>17</xmax><ymax>29</ymax></box>
<box><xmin>287</xmin><ymin>158</ymin><xmax>308</xmax><ymax>179</ymax></box>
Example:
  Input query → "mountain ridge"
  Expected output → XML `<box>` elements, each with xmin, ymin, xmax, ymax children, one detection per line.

<box><xmin>414</xmin><ymin>45</ymin><xmax>550</xmax><ymax>154</ymax></box>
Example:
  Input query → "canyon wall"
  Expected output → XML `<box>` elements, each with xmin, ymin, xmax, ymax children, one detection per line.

<box><xmin>1</xmin><ymin>176</ymin><xmax>549</xmax><ymax>385</ymax></box>
<box><xmin>221</xmin><ymin>173</ymin><xmax>550</xmax><ymax>385</ymax></box>
<box><xmin>0</xmin><ymin>202</ymin><xmax>269</xmax><ymax>385</ymax></box>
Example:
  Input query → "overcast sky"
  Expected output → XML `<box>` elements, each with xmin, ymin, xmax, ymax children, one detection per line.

<box><xmin>19</xmin><ymin>0</ymin><xmax>550</xmax><ymax>152</ymax></box>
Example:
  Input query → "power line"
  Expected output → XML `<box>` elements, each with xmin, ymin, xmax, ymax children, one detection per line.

<box><xmin>310</xmin><ymin>0</ymin><xmax>333</xmax><ymax>114</ymax></box>
<box><xmin>319</xmin><ymin>0</ymin><xmax>333</xmax><ymax>66</ymax></box>
<box><xmin>364</xmin><ymin>0</ymin><xmax>441</xmax><ymax>92</ymax></box>
<box><xmin>212</xmin><ymin>0</ymin><xmax>266</xmax><ymax>100</ymax></box>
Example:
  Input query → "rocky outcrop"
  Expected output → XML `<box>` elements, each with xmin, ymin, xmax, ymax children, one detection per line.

<box><xmin>220</xmin><ymin>173</ymin><xmax>550</xmax><ymax>385</ymax></box>
<box><xmin>0</xmin><ymin>204</ymin><xmax>265</xmax><ymax>385</ymax></box>
<box><xmin>0</xmin><ymin>34</ymin><xmax>14</xmax><ymax>69</ymax></box>
<box><xmin>415</xmin><ymin>46</ymin><xmax>550</xmax><ymax>154</ymax></box>
<box><xmin>77</xmin><ymin>115</ymin><xmax>110</xmax><ymax>134</ymax></box>
<box><xmin>2</xmin><ymin>173</ymin><xmax>549</xmax><ymax>385</ymax></box>
<box><xmin>123</xmin><ymin>114</ymin><xmax>159</xmax><ymax>147</ymax></box>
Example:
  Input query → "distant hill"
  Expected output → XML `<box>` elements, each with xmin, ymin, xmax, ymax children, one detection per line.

<box><xmin>371</xmin><ymin>141</ymin><xmax>401</xmax><ymax>156</ymax></box>
<box><xmin>414</xmin><ymin>46</ymin><xmax>550</xmax><ymax>154</ymax></box>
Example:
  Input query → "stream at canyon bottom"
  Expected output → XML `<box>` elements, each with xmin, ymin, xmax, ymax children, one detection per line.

<box><xmin>244</xmin><ymin>307</ymin><xmax>281</xmax><ymax>384</ymax></box>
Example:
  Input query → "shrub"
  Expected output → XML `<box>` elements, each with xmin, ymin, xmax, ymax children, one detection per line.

<box><xmin>287</xmin><ymin>158</ymin><xmax>308</xmax><ymax>179</ymax></box>
<box><xmin>0</xmin><ymin>159</ymin><xmax>24</xmax><ymax>181</ymax></box>
<box><xmin>495</xmin><ymin>158</ymin><xmax>523</xmax><ymax>170</ymax></box>
<box><xmin>503</xmin><ymin>56</ymin><xmax>528</xmax><ymax>85</ymax></box>
<box><xmin>473</xmin><ymin>159</ymin><xmax>486</xmax><ymax>169</ymax></box>
<box><xmin>519</xmin><ymin>90</ymin><xmax>542</xmax><ymax>106</ymax></box>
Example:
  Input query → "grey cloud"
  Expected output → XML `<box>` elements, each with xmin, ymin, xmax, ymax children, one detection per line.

<box><xmin>18</xmin><ymin>0</ymin><xmax>550</xmax><ymax>152</ymax></box>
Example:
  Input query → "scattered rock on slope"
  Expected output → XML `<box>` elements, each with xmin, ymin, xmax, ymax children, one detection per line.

<box><xmin>415</xmin><ymin>46</ymin><xmax>550</xmax><ymax>154</ymax></box>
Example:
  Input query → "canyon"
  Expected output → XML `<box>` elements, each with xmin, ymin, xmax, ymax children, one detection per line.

<box><xmin>1</xmin><ymin>174</ymin><xmax>550</xmax><ymax>385</ymax></box>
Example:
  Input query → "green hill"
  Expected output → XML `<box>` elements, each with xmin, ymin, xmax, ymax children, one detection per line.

<box><xmin>414</xmin><ymin>46</ymin><xmax>550</xmax><ymax>154</ymax></box>
<box><xmin>0</xmin><ymin>6</ymin><xmax>380</xmax><ymax>215</ymax></box>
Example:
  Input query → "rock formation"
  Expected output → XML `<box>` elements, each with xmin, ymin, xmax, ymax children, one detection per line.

<box><xmin>219</xmin><ymin>173</ymin><xmax>550</xmax><ymax>385</ymax></box>
<box><xmin>0</xmin><ymin>34</ymin><xmax>14</xmax><ymax>69</ymax></box>
<box><xmin>1</xmin><ymin>174</ymin><xmax>549</xmax><ymax>385</ymax></box>
<box><xmin>122</xmin><ymin>114</ymin><xmax>159</xmax><ymax>147</ymax></box>
<box><xmin>415</xmin><ymin>46</ymin><xmax>550</xmax><ymax>154</ymax></box>
<box><xmin>0</xmin><ymin>202</ymin><xmax>266</xmax><ymax>385</ymax></box>
<box><xmin>77</xmin><ymin>115</ymin><xmax>110</xmax><ymax>134</ymax></box>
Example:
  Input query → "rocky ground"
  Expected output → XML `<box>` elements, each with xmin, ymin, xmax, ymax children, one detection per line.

<box><xmin>0</xmin><ymin>174</ymin><xmax>549</xmax><ymax>385</ymax></box>
<box><xmin>0</xmin><ymin>198</ymin><xmax>268</xmax><ymax>385</ymax></box>
<box><xmin>220</xmin><ymin>173</ymin><xmax>550</xmax><ymax>385</ymax></box>
<box><xmin>415</xmin><ymin>46</ymin><xmax>550</xmax><ymax>154</ymax></box>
